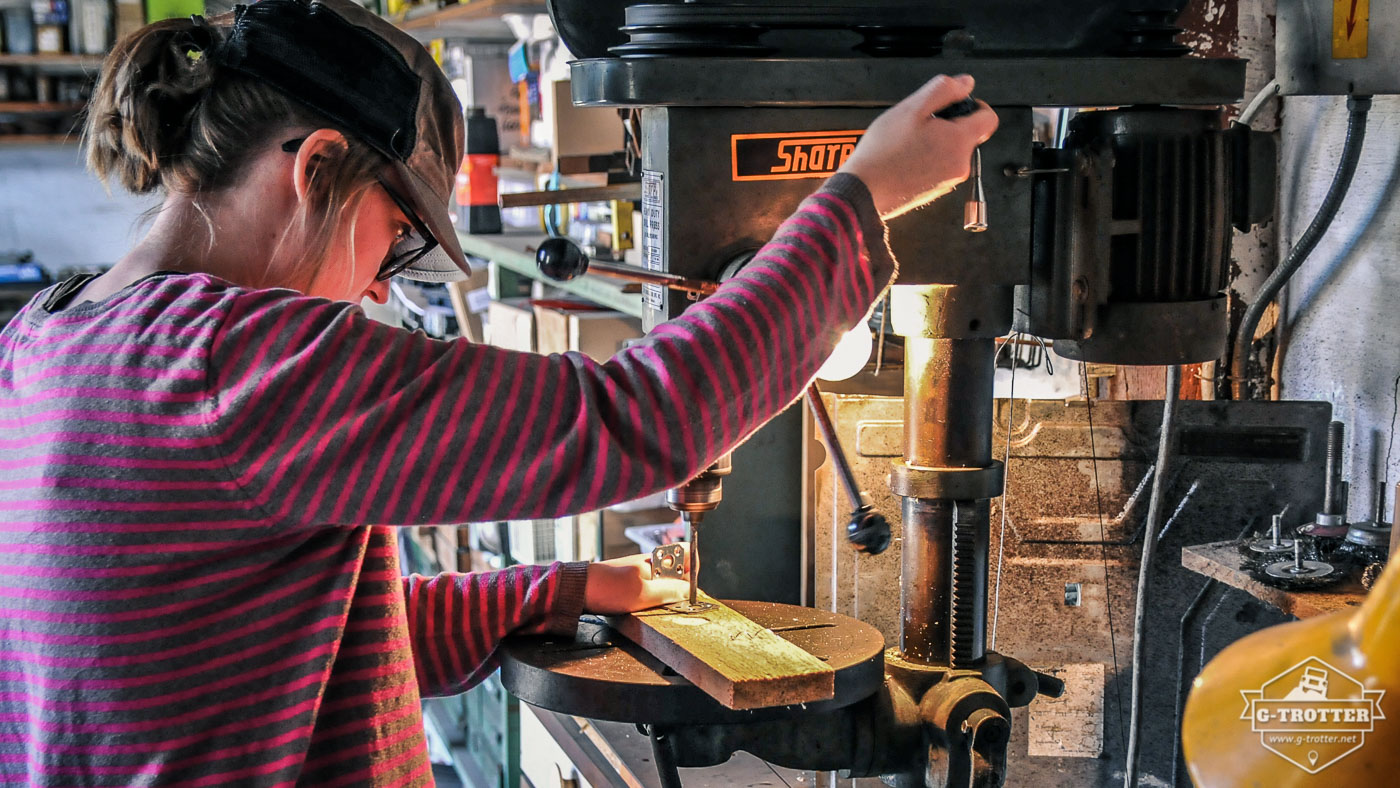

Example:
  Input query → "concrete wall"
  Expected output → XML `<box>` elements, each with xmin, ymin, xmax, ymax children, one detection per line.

<box><xmin>0</xmin><ymin>143</ymin><xmax>154</xmax><ymax>272</ymax></box>
<box><xmin>1279</xmin><ymin>95</ymin><xmax>1400</xmax><ymax>523</ymax></box>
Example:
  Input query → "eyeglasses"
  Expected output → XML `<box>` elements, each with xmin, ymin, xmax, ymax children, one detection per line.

<box><xmin>281</xmin><ymin>138</ymin><xmax>439</xmax><ymax>281</ymax></box>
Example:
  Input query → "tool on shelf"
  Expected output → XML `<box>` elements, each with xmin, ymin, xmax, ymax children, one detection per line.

<box><xmin>1244</xmin><ymin>512</ymin><xmax>1294</xmax><ymax>558</ymax></box>
<box><xmin>1255</xmin><ymin>536</ymin><xmax>1344</xmax><ymax>590</ymax></box>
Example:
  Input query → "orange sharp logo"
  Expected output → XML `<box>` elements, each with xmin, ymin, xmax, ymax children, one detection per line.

<box><xmin>731</xmin><ymin>130</ymin><xmax>865</xmax><ymax>182</ymax></box>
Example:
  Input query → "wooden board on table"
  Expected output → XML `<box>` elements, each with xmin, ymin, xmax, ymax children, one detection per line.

<box><xmin>607</xmin><ymin>592</ymin><xmax>835</xmax><ymax>710</ymax></box>
<box><xmin>1181</xmin><ymin>540</ymin><xmax>1366</xmax><ymax>619</ymax></box>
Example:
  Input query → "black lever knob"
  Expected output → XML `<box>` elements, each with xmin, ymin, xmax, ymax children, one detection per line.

<box><xmin>847</xmin><ymin>506</ymin><xmax>892</xmax><ymax>556</ymax></box>
<box><xmin>934</xmin><ymin>96</ymin><xmax>979</xmax><ymax>120</ymax></box>
<box><xmin>536</xmin><ymin>237</ymin><xmax>590</xmax><ymax>282</ymax></box>
<box><xmin>1034</xmin><ymin>670</ymin><xmax>1067</xmax><ymax>699</ymax></box>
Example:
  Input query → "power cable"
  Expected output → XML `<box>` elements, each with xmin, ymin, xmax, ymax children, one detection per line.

<box><xmin>1123</xmin><ymin>365</ymin><xmax>1182</xmax><ymax>787</ymax></box>
<box><xmin>1231</xmin><ymin>95</ymin><xmax>1371</xmax><ymax>400</ymax></box>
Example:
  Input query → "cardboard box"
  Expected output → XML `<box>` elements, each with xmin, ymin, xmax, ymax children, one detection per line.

<box><xmin>546</xmin><ymin>79</ymin><xmax>622</xmax><ymax>163</ymax></box>
<box><xmin>485</xmin><ymin>298</ymin><xmax>535</xmax><ymax>352</ymax></box>
<box><xmin>533</xmin><ymin>302</ymin><xmax>643</xmax><ymax>362</ymax></box>
<box><xmin>444</xmin><ymin>264</ymin><xmax>490</xmax><ymax>343</ymax></box>
<box><xmin>602</xmin><ymin>506</ymin><xmax>676</xmax><ymax>559</ymax></box>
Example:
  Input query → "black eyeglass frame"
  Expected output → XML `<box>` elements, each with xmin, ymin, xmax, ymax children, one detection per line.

<box><xmin>280</xmin><ymin>137</ymin><xmax>439</xmax><ymax>281</ymax></box>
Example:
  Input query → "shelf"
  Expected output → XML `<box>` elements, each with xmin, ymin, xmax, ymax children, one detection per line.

<box><xmin>396</xmin><ymin>0</ymin><xmax>545</xmax><ymax>29</ymax></box>
<box><xmin>1181</xmin><ymin>540</ymin><xmax>1366</xmax><ymax>619</ymax></box>
<box><xmin>0</xmin><ymin>53</ymin><xmax>105</xmax><ymax>72</ymax></box>
<box><xmin>391</xmin><ymin>0</ymin><xmax>543</xmax><ymax>39</ymax></box>
<box><xmin>456</xmin><ymin>230</ymin><xmax>645</xmax><ymax>319</ymax></box>
<box><xmin>0</xmin><ymin>133</ymin><xmax>78</xmax><ymax>145</ymax></box>
<box><xmin>0</xmin><ymin>102</ymin><xmax>85</xmax><ymax>115</ymax></box>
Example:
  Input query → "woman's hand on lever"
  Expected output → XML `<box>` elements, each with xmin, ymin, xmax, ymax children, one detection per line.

<box><xmin>838</xmin><ymin>73</ymin><xmax>999</xmax><ymax>220</ymax></box>
<box><xmin>583</xmin><ymin>548</ymin><xmax>691</xmax><ymax>615</ymax></box>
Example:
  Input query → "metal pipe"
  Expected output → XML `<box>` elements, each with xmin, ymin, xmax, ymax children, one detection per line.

<box><xmin>585</xmin><ymin>261</ymin><xmax>720</xmax><ymax>296</ymax></box>
<box><xmin>901</xmin><ymin>497</ymin><xmax>953</xmax><ymax>663</ymax></box>
<box><xmin>1324</xmin><ymin>420</ymin><xmax>1345</xmax><ymax>515</ymax></box>
<box><xmin>903</xmin><ymin>337</ymin><xmax>995</xmax><ymax>468</ymax></box>
<box><xmin>805</xmin><ymin>386</ymin><xmax>863</xmax><ymax>508</ymax></box>
<box><xmin>899</xmin><ymin>333</ymin><xmax>996</xmax><ymax>665</ymax></box>
<box><xmin>649</xmin><ymin>727</ymin><xmax>684</xmax><ymax>788</ymax></box>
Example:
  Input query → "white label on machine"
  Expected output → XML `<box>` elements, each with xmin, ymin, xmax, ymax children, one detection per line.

<box><xmin>641</xmin><ymin>169</ymin><xmax>665</xmax><ymax>311</ymax></box>
<box><xmin>1027</xmin><ymin>662</ymin><xmax>1105</xmax><ymax>758</ymax></box>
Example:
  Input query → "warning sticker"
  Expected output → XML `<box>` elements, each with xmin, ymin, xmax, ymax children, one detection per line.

<box><xmin>641</xmin><ymin>170</ymin><xmax>664</xmax><ymax>311</ymax></box>
<box><xmin>1332</xmin><ymin>0</ymin><xmax>1368</xmax><ymax>59</ymax></box>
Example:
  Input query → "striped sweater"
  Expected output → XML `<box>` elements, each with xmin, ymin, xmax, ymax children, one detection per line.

<box><xmin>0</xmin><ymin>174</ymin><xmax>893</xmax><ymax>786</ymax></box>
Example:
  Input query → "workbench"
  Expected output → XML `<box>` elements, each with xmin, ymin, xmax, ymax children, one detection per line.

<box><xmin>1180</xmin><ymin>540</ymin><xmax>1367</xmax><ymax>619</ymax></box>
<box><xmin>456</xmin><ymin>230</ymin><xmax>646</xmax><ymax>319</ymax></box>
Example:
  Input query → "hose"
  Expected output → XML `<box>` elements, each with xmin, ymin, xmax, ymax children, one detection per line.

<box><xmin>1231</xmin><ymin>95</ymin><xmax>1371</xmax><ymax>400</ymax></box>
<box><xmin>1123</xmin><ymin>364</ymin><xmax>1182</xmax><ymax>787</ymax></box>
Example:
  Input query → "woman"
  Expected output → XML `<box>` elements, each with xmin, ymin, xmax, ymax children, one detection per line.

<box><xmin>0</xmin><ymin>0</ymin><xmax>995</xmax><ymax>784</ymax></box>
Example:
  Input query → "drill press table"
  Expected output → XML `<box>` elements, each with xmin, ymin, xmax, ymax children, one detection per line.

<box><xmin>500</xmin><ymin>599</ymin><xmax>885</xmax><ymax>726</ymax></box>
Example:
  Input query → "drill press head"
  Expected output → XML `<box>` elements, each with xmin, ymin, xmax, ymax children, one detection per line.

<box><xmin>665</xmin><ymin>454</ymin><xmax>733</xmax><ymax>521</ymax></box>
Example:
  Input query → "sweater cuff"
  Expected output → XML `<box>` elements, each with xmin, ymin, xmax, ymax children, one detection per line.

<box><xmin>820</xmin><ymin>172</ymin><xmax>898</xmax><ymax>289</ymax></box>
<box><xmin>545</xmin><ymin>561</ymin><xmax>590</xmax><ymax>636</ymax></box>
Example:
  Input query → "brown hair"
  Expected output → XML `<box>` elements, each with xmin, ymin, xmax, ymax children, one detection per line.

<box><xmin>83</xmin><ymin>15</ymin><xmax>385</xmax><ymax>285</ymax></box>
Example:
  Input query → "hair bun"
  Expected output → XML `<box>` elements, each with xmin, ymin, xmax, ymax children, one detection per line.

<box><xmin>84</xmin><ymin>16</ymin><xmax>224</xmax><ymax>193</ymax></box>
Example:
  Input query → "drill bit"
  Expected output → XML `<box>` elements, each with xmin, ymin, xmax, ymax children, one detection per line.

<box><xmin>686</xmin><ymin>513</ymin><xmax>699</xmax><ymax>607</ymax></box>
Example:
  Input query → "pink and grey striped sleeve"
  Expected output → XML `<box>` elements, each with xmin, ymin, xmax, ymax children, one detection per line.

<box><xmin>205</xmin><ymin>173</ymin><xmax>894</xmax><ymax>527</ymax></box>
<box><xmin>403</xmin><ymin>563</ymin><xmax>587</xmax><ymax>697</ymax></box>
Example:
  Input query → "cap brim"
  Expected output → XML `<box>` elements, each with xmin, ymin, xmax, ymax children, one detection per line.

<box><xmin>387</xmin><ymin>160</ymin><xmax>471</xmax><ymax>283</ymax></box>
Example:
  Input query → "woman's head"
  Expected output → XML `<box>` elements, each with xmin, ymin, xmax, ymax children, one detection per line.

<box><xmin>83</xmin><ymin>0</ymin><xmax>471</xmax><ymax>301</ymax></box>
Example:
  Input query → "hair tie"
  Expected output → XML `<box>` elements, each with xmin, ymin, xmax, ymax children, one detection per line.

<box><xmin>185</xmin><ymin>15</ymin><xmax>220</xmax><ymax>64</ymax></box>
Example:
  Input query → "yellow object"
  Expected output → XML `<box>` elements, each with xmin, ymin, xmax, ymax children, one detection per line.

<box><xmin>427</xmin><ymin>39</ymin><xmax>444</xmax><ymax>67</ymax></box>
<box><xmin>609</xmin><ymin>200</ymin><xmax>635</xmax><ymax>253</ymax></box>
<box><xmin>1332</xmin><ymin>0</ymin><xmax>1369</xmax><ymax>59</ymax></box>
<box><xmin>1183</xmin><ymin>555</ymin><xmax>1398</xmax><ymax>785</ymax></box>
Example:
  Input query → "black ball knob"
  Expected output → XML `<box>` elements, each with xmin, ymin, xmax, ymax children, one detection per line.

<box><xmin>536</xmin><ymin>237</ymin><xmax>591</xmax><ymax>282</ymax></box>
<box><xmin>847</xmin><ymin>507</ymin><xmax>891</xmax><ymax>556</ymax></box>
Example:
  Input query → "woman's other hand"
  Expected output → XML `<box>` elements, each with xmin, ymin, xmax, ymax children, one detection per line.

<box><xmin>583</xmin><ymin>549</ymin><xmax>691</xmax><ymax>615</ymax></box>
<box><xmin>838</xmin><ymin>74</ymin><xmax>999</xmax><ymax>220</ymax></box>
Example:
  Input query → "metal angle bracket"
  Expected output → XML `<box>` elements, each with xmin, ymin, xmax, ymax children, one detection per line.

<box><xmin>651</xmin><ymin>543</ymin><xmax>687</xmax><ymax>579</ymax></box>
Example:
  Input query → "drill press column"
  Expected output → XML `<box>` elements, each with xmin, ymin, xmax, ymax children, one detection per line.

<box><xmin>890</xmin><ymin>285</ymin><xmax>1009</xmax><ymax>667</ymax></box>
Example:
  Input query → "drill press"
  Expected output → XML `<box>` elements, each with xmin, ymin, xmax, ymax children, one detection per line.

<box><xmin>667</xmin><ymin>455</ymin><xmax>732</xmax><ymax>611</ymax></box>
<box><xmin>504</xmin><ymin>2</ymin><xmax>1275</xmax><ymax>785</ymax></box>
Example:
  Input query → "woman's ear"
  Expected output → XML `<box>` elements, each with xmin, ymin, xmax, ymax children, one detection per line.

<box><xmin>291</xmin><ymin>128</ymin><xmax>349</xmax><ymax>203</ymax></box>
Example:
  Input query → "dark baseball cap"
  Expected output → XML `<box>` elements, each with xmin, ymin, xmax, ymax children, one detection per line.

<box><xmin>214</xmin><ymin>0</ymin><xmax>470</xmax><ymax>282</ymax></box>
